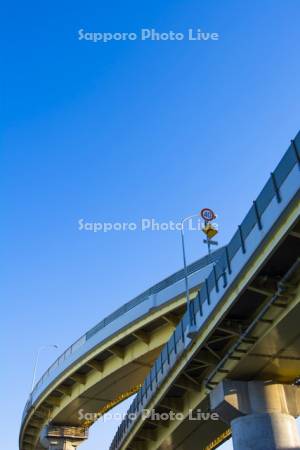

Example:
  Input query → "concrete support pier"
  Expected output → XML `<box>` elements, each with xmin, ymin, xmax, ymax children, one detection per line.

<box><xmin>210</xmin><ymin>380</ymin><xmax>300</xmax><ymax>450</ymax></box>
<box><xmin>40</xmin><ymin>425</ymin><xmax>88</xmax><ymax>450</ymax></box>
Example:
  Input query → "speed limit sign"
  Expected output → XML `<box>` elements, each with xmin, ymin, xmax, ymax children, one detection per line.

<box><xmin>200</xmin><ymin>208</ymin><xmax>216</xmax><ymax>222</ymax></box>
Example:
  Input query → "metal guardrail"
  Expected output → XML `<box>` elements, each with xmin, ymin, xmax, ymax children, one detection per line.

<box><xmin>22</xmin><ymin>242</ymin><xmax>223</xmax><ymax>422</ymax></box>
<box><xmin>110</xmin><ymin>135</ymin><xmax>300</xmax><ymax>450</ymax></box>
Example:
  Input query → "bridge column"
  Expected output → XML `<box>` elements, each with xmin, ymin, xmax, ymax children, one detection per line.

<box><xmin>210</xmin><ymin>380</ymin><xmax>300</xmax><ymax>450</ymax></box>
<box><xmin>40</xmin><ymin>425</ymin><xmax>88</xmax><ymax>450</ymax></box>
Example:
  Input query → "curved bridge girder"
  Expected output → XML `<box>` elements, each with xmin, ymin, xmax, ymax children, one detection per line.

<box><xmin>21</xmin><ymin>289</ymin><xmax>201</xmax><ymax>450</ymax></box>
<box><xmin>110</xmin><ymin>135</ymin><xmax>300</xmax><ymax>450</ymax></box>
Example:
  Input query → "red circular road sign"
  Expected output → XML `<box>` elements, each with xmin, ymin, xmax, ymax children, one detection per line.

<box><xmin>200</xmin><ymin>208</ymin><xmax>216</xmax><ymax>222</ymax></box>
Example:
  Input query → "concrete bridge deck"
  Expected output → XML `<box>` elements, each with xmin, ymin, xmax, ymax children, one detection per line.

<box><xmin>110</xmin><ymin>133</ymin><xmax>300</xmax><ymax>450</ymax></box>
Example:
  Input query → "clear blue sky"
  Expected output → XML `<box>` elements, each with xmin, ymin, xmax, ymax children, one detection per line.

<box><xmin>1</xmin><ymin>1</ymin><xmax>300</xmax><ymax>449</ymax></box>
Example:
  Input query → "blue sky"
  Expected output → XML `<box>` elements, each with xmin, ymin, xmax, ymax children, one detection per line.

<box><xmin>1</xmin><ymin>1</ymin><xmax>300</xmax><ymax>449</ymax></box>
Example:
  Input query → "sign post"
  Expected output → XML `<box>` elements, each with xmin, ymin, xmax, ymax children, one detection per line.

<box><xmin>200</xmin><ymin>208</ymin><xmax>218</xmax><ymax>255</ymax></box>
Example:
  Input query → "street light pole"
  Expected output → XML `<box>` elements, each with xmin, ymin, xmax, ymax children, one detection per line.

<box><xmin>31</xmin><ymin>344</ymin><xmax>58</xmax><ymax>392</ymax></box>
<box><xmin>180</xmin><ymin>214</ymin><xmax>200</xmax><ymax>337</ymax></box>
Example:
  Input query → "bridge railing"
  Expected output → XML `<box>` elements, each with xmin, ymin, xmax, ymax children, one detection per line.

<box><xmin>22</xmin><ymin>240</ymin><xmax>223</xmax><ymax>423</ymax></box>
<box><xmin>110</xmin><ymin>135</ymin><xmax>300</xmax><ymax>450</ymax></box>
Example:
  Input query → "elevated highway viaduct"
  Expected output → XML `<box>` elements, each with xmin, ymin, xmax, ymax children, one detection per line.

<box><xmin>19</xmin><ymin>242</ymin><xmax>223</xmax><ymax>450</ymax></box>
<box><xmin>20</xmin><ymin>131</ymin><xmax>300</xmax><ymax>450</ymax></box>
<box><xmin>110</xmin><ymin>132</ymin><xmax>300</xmax><ymax>450</ymax></box>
